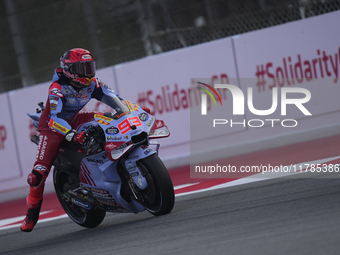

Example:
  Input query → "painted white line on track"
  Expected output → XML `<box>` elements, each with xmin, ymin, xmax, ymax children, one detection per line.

<box><xmin>0</xmin><ymin>214</ymin><xmax>69</xmax><ymax>231</ymax></box>
<box><xmin>0</xmin><ymin>210</ymin><xmax>53</xmax><ymax>227</ymax></box>
<box><xmin>174</xmin><ymin>183</ymin><xmax>200</xmax><ymax>190</ymax></box>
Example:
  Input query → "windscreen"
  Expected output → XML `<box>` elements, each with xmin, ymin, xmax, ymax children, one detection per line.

<box><xmin>101</xmin><ymin>95</ymin><xmax>130</xmax><ymax>115</ymax></box>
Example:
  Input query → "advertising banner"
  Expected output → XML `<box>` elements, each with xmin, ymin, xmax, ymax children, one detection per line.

<box><xmin>233</xmin><ymin>11</ymin><xmax>340</xmax><ymax>122</ymax></box>
<box><xmin>0</xmin><ymin>93</ymin><xmax>22</xmax><ymax>186</ymax></box>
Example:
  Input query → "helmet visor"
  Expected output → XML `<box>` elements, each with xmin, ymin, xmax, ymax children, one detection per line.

<box><xmin>69</xmin><ymin>61</ymin><xmax>96</xmax><ymax>77</ymax></box>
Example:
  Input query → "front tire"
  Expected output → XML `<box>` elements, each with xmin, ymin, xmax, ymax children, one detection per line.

<box><xmin>53</xmin><ymin>168</ymin><xmax>106</xmax><ymax>228</ymax></box>
<box><xmin>137</xmin><ymin>154</ymin><xmax>175</xmax><ymax>216</ymax></box>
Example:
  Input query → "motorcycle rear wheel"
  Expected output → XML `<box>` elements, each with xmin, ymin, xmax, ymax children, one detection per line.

<box><xmin>53</xmin><ymin>168</ymin><xmax>106</xmax><ymax>228</ymax></box>
<box><xmin>137</xmin><ymin>154</ymin><xmax>175</xmax><ymax>216</ymax></box>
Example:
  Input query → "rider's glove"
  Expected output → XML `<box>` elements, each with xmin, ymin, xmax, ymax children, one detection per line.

<box><xmin>142</xmin><ymin>107</ymin><xmax>151</xmax><ymax>114</ymax></box>
<box><xmin>65</xmin><ymin>129</ymin><xmax>88</xmax><ymax>145</ymax></box>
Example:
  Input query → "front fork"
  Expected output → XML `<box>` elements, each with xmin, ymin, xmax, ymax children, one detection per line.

<box><xmin>123</xmin><ymin>142</ymin><xmax>159</xmax><ymax>190</ymax></box>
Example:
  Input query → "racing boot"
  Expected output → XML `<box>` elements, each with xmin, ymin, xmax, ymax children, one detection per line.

<box><xmin>21</xmin><ymin>165</ymin><xmax>48</xmax><ymax>232</ymax></box>
<box><xmin>20</xmin><ymin>199</ymin><xmax>43</xmax><ymax>232</ymax></box>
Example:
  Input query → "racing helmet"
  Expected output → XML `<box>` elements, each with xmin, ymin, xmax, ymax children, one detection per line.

<box><xmin>60</xmin><ymin>48</ymin><xmax>96</xmax><ymax>87</ymax></box>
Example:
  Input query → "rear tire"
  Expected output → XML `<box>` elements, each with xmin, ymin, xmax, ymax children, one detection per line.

<box><xmin>53</xmin><ymin>168</ymin><xmax>106</xmax><ymax>228</ymax></box>
<box><xmin>137</xmin><ymin>154</ymin><xmax>175</xmax><ymax>216</ymax></box>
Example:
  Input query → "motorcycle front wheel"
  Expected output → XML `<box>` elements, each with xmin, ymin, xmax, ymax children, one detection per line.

<box><xmin>137</xmin><ymin>154</ymin><xmax>175</xmax><ymax>216</ymax></box>
<box><xmin>53</xmin><ymin>168</ymin><xmax>106</xmax><ymax>228</ymax></box>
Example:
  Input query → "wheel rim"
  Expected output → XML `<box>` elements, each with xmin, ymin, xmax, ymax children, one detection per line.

<box><xmin>56</xmin><ymin>172</ymin><xmax>87</xmax><ymax>222</ymax></box>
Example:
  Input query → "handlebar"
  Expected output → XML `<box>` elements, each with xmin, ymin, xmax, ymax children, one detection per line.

<box><xmin>83</xmin><ymin>125</ymin><xmax>105</xmax><ymax>155</ymax></box>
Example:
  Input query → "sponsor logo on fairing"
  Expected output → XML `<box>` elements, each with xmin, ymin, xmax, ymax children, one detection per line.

<box><xmin>105</xmin><ymin>143</ymin><xmax>115</xmax><ymax>150</ymax></box>
<box><xmin>97</xmin><ymin>120</ymin><xmax>110</xmax><ymax>125</ymax></box>
<box><xmin>94</xmin><ymin>114</ymin><xmax>113</xmax><ymax>121</ymax></box>
<box><xmin>143</xmin><ymin>148</ymin><xmax>153</xmax><ymax>155</ymax></box>
<box><xmin>107</xmin><ymin>136</ymin><xmax>123</xmax><ymax>141</ymax></box>
<box><xmin>86</xmin><ymin>158</ymin><xmax>104</xmax><ymax>164</ymax></box>
<box><xmin>105</xmin><ymin>126</ymin><xmax>119</xmax><ymax>134</ymax></box>
<box><xmin>115</xmin><ymin>111</ymin><xmax>129</xmax><ymax>119</ymax></box>
<box><xmin>71</xmin><ymin>198</ymin><xmax>90</xmax><ymax>209</ymax></box>
<box><xmin>89</xmin><ymin>188</ymin><xmax>110</xmax><ymax>194</ymax></box>
<box><xmin>138</xmin><ymin>113</ymin><xmax>149</xmax><ymax>121</ymax></box>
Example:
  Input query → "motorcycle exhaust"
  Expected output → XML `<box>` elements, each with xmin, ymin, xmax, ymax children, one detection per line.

<box><xmin>66</xmin><ymin>187</ymin><xmax>95</xmax><ymax>210</ymax></box>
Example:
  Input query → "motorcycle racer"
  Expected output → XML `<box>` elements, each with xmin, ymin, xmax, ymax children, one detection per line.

<box><xmin>21</xmin><ymin>48</ymin><xmax>150</xmax><ymax>232</ymax></box>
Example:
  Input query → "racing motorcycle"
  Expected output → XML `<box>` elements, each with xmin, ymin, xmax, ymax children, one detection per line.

<box><xmin>28</xmin><ymin>99</ymin><xmax>174</xmax><ymax>228</ymax></box>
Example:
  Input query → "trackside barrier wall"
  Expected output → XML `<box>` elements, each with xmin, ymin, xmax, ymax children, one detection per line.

<box><xmin>0</xmin><ymin>11</ymin><xmax>339</xmax><ymax>201</ymax></box>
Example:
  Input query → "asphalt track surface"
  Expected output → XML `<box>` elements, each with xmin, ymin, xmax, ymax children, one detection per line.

<box><xmin>1</xmin><ymin>173</ymin><xmax>340</xmax><ymax>255</ymax></box>
<box><xmin>1</xmin><ymin>135</ymin><xmax>340</xmax><ymax>255</ymax></box>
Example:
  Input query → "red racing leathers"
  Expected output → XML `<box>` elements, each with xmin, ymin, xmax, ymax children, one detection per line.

<box><xmin>25</xmin><ymin>68</ymin><xmax>122</xmax><ymax>211</ymax></box>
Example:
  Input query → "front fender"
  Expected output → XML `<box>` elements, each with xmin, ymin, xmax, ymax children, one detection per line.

<box><xmin>124</xmin><ymin>145</ymin><xmax>156</xmax><ymax>189</ymax></box>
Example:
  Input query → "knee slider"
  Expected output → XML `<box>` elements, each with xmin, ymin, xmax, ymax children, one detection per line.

<box><xmin>27</xmin><ymin>165</ymin><xmax>48</xmax><ymax>187</ymax></box>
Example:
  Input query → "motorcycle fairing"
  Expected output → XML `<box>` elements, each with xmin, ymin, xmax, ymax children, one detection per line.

<box><xmin>28</xmin><ymin>100</ymin><xmax>172</xmax><ymax>217</ymax></box>
<box><xmin>124</xmin><ymin>145</ymin><xmax>157</xmax><ymax>190</ymax></box>
<box><xmin>80</xmin><ymin>152</ymin><xmax>145</xmax><ymax>213</ymax></box>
